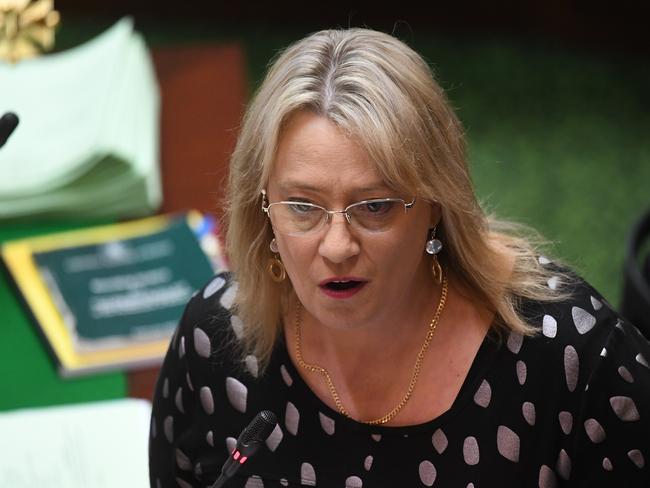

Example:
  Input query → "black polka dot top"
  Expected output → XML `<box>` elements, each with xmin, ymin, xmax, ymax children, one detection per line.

<box><xmin>149</xmin><ymin>268</ymin><xmax>650</xmax><ymax>487</ymax></box>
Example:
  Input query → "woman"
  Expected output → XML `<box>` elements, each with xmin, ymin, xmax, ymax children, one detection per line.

<box><xmin>149</xmin><ymin>29</ymin><xmax>650</xmax><ymax>487</ymax></box>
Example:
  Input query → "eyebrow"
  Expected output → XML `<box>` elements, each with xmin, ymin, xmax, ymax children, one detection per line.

<box><xmin>277</xmin><ymin>180</ymin><xmax>391</xmax><ymax>194</ymax></box>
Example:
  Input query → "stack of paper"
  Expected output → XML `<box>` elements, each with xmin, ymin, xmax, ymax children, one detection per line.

<box><xmin>0</xmin><ymin>18</ymin><xmax>161</xmax><ymax>219</ymax></box>
<box><xmin>0</xmin><ymin>399</ymin><xmax>151</xmax><ymax>488</ymax></box>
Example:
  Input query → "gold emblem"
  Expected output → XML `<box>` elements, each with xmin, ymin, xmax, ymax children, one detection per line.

<box><xmin>0</xmin><ymin>0</ymin><xmax>60</xmax><ymax>63</ymax></box>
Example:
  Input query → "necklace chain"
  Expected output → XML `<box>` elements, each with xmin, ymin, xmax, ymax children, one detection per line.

<box><xmin>294</xmin><ymin>274</ymin><xmax>448</xmax><ymax>425</ymax></box>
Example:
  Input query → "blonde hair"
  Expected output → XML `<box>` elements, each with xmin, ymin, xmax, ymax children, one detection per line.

<box><xmin>225</xmin><ymin>28</ymin><xmax>571</xmax><ymax>369</ymax></box>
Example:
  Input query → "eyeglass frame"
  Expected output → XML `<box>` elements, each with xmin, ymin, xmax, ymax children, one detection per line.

<box><xmin>260</xmin><ymin>189</ymin><xmax>416</xmax><ymax>235</ymax></box>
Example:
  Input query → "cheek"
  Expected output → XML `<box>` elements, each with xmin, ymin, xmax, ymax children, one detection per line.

<box><xmin>275</xmin><ymin>237</ymin><xmax>316</xmax><ymax>280</ymax></box>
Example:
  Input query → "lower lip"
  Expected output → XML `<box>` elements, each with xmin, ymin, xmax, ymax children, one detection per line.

<box><xmin>319</xmin><ymin>282</ymin><xmax>367</xmax><ymax>299</ymax></box>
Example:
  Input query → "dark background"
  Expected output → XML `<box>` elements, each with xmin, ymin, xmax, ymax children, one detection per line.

<box><xmin>53</xmin><ymin>0</ymin><xmax>650</xmax><ymax>54</ymax></box>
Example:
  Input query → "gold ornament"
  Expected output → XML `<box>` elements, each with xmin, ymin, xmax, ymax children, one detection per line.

<box><xmin>0</xmin><ymin>0</ymin><xmax>60</xmax><ymax>63</ymax></box>
<box><xmin>294</xmin><ymin>273</ymin><xmax>448</xmax><ymax>425</ymax></box>
<box><xmin>267</xmin><ymin>257</ymin><xmax>286</xmax><ymax>282</ymax></box>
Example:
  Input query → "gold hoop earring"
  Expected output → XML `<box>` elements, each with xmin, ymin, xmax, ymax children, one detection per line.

<box><xmin>268</xmin><ymin>238</ymin><xmax>286</xmax><ymax>282</ymax></box>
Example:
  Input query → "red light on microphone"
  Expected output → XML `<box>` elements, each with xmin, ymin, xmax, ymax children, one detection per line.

<box><xmin>233</xmin><ymin>451</ymin><xmax>240</xmax><ymax>460</ymax></box>
<box><xmin>240</xmin><ymin>456</ymin><xmax>248</xmax><ymax>464</ymax></box>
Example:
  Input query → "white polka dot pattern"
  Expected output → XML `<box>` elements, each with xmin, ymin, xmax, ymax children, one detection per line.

<box><xmin>538</xmin><ymin>465</ymin><xmax>557</xmax><ymax>488</ymax></box>
<box><xmin>474</xmin><ymin>379</ymin><xmax>491</xmax><ymax>408</ymax></box>
<box><xmin>265</xmin><ymin>423</ymin><xmax>284</xmax><ymax>452</ymax></box>
<box><xmin>193</xmin><ymin>327</ymin><xmax>211</xmax><ymax>358</ymax></box>
<box><xmin>618</xmin><ymin>366</ymin><xmax>634</xmax><ymax>383</ymax></box>
<box><xmin>220</xmin><ymin>284</ymin><xmax>238</xmax><ymax>309</ymax></box>
<box><xmin>432</xmin><ymin>428</ymin><xmax>448</xmax><ymax>454</ymax></box>
<box><xmin>558</xmin><ymin>411</ymin><xmax>573</xmax><ymax>435</ymax></box>
<box><xmin>516</xmin><ymin>360</ymin><xmax>527</xmax><ymax>385</ymax></box>
<box><xmin>280</xmin><ymin>364</ymin><xmax>293</xmax><ymax>386</ymax></box>
<box><xmin>244</xmin><ymin>475</ymin><xmax>264</xmax><ymax>488</ymax></box>
<box><xmin>628</xmin><ymin>450</ymin><xmax>645</xmax><ymax>468</ymax></box>
<box><xmin>285</xmin><ymin>402</ymin><xmax>299</xmax><ymax>436</ymax></box>
<box><xmin>564</xmin><ymin>346</ymin><xmax>579</xmax><ymax>392</ymax></box>
<box><xmin>602</xmin><ymin>457</ymin><xmax>613</xmax><ymax>471</ymax></box>
<box><xmin>463</xmin><ymin>436</ymin><xmax>480</xmax><ymax>465</ymax></box>
<box><xmin>542</xmin><ymin>315</ymin><xmax>557</xmax><ymax>338</ymax></box>
<box><xmin>300</xmin><ymin>462</ymin><xmax>316</xmax><ymax>486</ymax></box>
<box><xmin>497</xmin><ymin>425</ymin><xmax>520</xmax><ymax>462</ymax></box>
<box><xmin>556</xmin><ymin>449</ymin><xmax>571</xmax><ymax>480</ymax></box>
<box><xmin>226</xmin><ymin>377</ymin><xmax>248</xmax><ymax>413</ymax></box>
<box><xmin>507</xmin><ymin>332</ymin><xmax>523</xmax><ymax>354</ymax></box>
<box><xmin>175</xmin><ymin>387</ymin><xmax>184</xmax><ymax>413</ymax></box>
<box><xmin>225</xmin><ymin>437</ymin><xmax>236</xmax><ymax>454</ymax></box>
<box><xmin>179</xmin><ymin>336</ymin><xmax>186</xmax><ymax>358</ymax></box>
<box><xmin>345</xmin><ymin>475</ymin><xmax>363</xmax><ymax>487</ymax></box>
<box><xmin>364</xmin><ymin>455</ymin><xmax>373</xmax><ymax>471</ymax></box>
<box><xmin>319</xmin><ymin>412</ymin><xmax>335</xmax><ymax>435</ymax></box>
<box><xmin>590</xmin><ymin>296</ymin><xmax>603</xmax><ymax>310</ymax></box>
<box><xmin>418</xmin><ymin>460</ymin><xmax>436</xmax><ymax>486</ymax></box>
<box><xmin>200</xmin><ymin>386</ymin><xmax>214</xmax><ymax>415</ymax></box>
<box><xmin>572</xmin><ymin>306</ymin><xmax>596</xmax><ymax>334</ymax></box>
<box><xmin>203</xmin><ymin>276</ymin><xmax>225</xmax><ymax>299</ymax></box>
<box><xmin>176</xmin><ymin>477</ymin><xmax>192</xmax><ymax>488</ymax></box>
<box><xmin>610</xmin><ymin>396</ymin><xmax>640</xmax><ymax>422</ymax></box>
<box><xmin>584</xmin><ymin>418</ymin><xmax>606</xmax><ymax>443</ymax></box>
<box><xmin>175</xmin><ymin>448</ymin><xmax>192</xmax><ymax>471</ymax></box>
<box><xmin>163</xmin><ymin>416</ymin><xmax>173</xmax><ymax>443</ymax></box>
<box><xmin>522</xmin><ymin>402</ymin><xmax>536</xmax><ymax>426</ymax></box>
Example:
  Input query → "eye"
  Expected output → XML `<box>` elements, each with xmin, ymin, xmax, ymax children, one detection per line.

<box><xmin>287</xmin><ymin>202</ymin><xmax>318</xmax><ymax>214</ymax></box>
<box><xmin>361</xmin><ymin>200</ymin><xmax>396</xmax><ymax>215</ymax></box>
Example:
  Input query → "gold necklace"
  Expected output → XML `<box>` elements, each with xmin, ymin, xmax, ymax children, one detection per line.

<box><xmin>294</xmin><ymin>274</ymin><xmax>448</xmax><ymax>425</ymax></box>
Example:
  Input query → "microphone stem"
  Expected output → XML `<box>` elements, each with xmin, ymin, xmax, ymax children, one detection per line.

<box><xmin>210</xmin><ymin>474</ymin><xmax>228</xmax><ymax>488</ymax></box>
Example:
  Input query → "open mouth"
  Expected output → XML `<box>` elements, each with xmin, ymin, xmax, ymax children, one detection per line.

<box><xmin>323</xmin><ymin>280</ymin><xmax>364</xmax><ymax>291</ymax></box>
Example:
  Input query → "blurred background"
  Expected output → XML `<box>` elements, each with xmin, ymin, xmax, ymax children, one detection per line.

<box><xmin>1</xmin><ymin>1</ymin><xmax>649</xmax><ymax>409</ymax></box>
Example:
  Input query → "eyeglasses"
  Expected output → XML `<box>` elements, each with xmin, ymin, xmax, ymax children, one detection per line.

<box><xmin>261</xmin><ymin>190</ymin><xmax>416</xmax><ymax>236</ymax></box>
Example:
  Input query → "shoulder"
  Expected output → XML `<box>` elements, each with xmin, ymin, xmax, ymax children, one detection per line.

<box><xmin>180</xmin><ymin>271</ymin><xmax>238</xmax><ymax>334</ymax></box>
<box><xmin>504</xmin><ymin>270</ymin><xmax>649</xmax><ymax>400</ymax></box>
<box><xmin>166</xmin><ymin>271</ymin><xmax>246</xmax><ymax>376</ymax></box>
<box><xmin>502</xmin><ymin>273</ymin><xmax>650</xmax><ymax>481</ymax></box>
<box><xmin>517</xmin><ymin>270</ymin><xmax>623</xmax><ymax>357</ymax></box>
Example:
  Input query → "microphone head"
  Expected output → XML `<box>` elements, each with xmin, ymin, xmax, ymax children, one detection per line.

<box><xmin>239</xmin><ymin>410</ymin><xmax>277</xmax><ymax>446</ymax></box>
<box><xmin>0</xmin><ymin>112</ymin><xmax>19</xmax><ymax>147</ymax></box>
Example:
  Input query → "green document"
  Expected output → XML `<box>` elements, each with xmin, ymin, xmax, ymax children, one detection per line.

<box><xmin>33</xmin><ymin>219</ymin><xmax>214</xmax><ymax>351</ymax></box>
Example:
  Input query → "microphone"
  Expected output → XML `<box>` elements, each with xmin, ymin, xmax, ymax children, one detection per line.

<box><xmin>210</xmin><ymin>410</ymin><xmax>278</xmax><ymax>488</ymax></box>
<box><xmin>0</xmin><ymin>112</ymin><xmax>19</xmax><ymax>149</ymax></box>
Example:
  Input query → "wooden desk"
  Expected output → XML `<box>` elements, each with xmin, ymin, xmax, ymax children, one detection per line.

<box><xmin>127</xmin><ymin>44</ymin><xmax>246</xmax><ymax>401</ymax></box>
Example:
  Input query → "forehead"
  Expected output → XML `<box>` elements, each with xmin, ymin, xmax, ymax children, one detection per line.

<box><xmin>269</xmin><ymin>112</ymin><xmax>389</xmax><ymax>195</ymax></box>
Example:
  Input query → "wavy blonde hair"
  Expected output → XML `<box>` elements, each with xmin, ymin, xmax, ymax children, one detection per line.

<box><xmin>224</xmin><ymin>28</ymin><xmax>571</xmax><ymax>369</ymax></box>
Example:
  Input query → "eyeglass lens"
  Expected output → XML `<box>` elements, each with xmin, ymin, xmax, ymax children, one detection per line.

<box><xmin>268</xmin><ymin>199</ymin><xmax>407</xmax><ymax>235</ymax></box>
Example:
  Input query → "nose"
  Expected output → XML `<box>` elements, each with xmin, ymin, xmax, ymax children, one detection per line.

<box><xmin>318</xmin><ymin>213</ymin><xmax>360</xmax><ymax>264</ymax></box>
